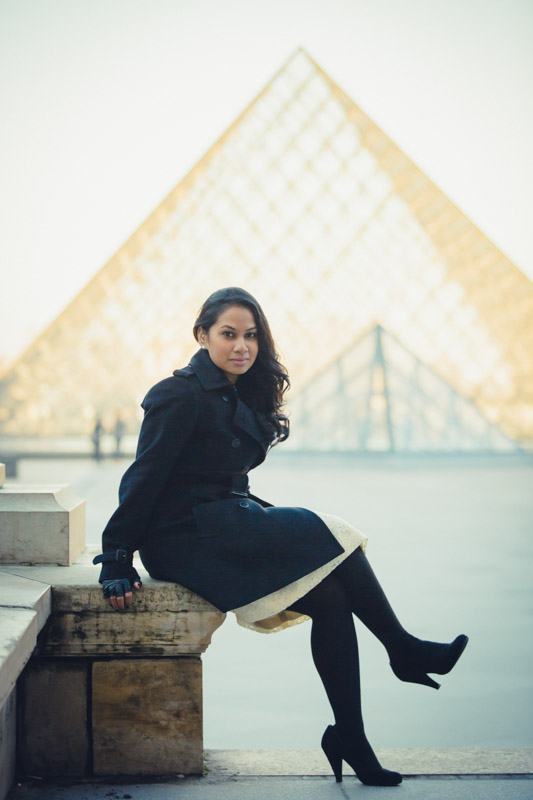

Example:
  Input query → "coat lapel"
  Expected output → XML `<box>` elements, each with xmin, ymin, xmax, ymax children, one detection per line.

<box><xmin>232</xmin><ymin>397</ymin><xmax>269</xmax><ymax>455</ymax></box>
<box><xmin>189</xmin><ymin>349</ymin><xmax>269</xmax><ymax>455</ymax></box>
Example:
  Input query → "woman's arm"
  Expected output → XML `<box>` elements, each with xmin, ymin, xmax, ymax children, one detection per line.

<box><xmin>94</xmin><ymin>376</ymin><xmax>200</xmax><ymax>588</ymax></box>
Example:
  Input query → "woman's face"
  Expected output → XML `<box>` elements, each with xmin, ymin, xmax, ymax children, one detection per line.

<box><xmin>199</xmin><ymin>305</ymin><xmax>259</xmax><ymax>384</ymax></box>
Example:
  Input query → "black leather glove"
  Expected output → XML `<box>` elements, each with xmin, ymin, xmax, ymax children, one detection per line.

<box><xmin>102</xmin><ymin>578</ymin><xmax>133</xmax><ymax>598</ymax></box>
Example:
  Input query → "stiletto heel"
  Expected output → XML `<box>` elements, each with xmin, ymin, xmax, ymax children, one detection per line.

<box><xmin>321</xmin><ymin>726</ymin><xmax>343</xmax><ymax>782</ymax></box>
<box><xmin>390</xmin><ymin>633</ymin><xmax>468</xmax><ymax>689</ymax></box>
<box><xmin>321</xmin><ymin>725</ymin><xmax>402</xmax><ymax>786</ymax></box>
<box><xmin>390</xmin><ymin>664</ymin><xmax>441</xmax><ymax>689</ymax></box>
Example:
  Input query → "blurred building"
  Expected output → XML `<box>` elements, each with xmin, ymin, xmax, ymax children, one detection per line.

<box><xmin>0</xmin><ymin>50</ymin><xmax>531</xmax><ymax>451</ymax></box>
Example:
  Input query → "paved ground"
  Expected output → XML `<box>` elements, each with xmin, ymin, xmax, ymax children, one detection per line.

<box><xmin>7</xmin><ymin>748</ymin><xmax>533</xmax><ymax>799</ymax></box>
<box><xmin>7</xmin><ymin>775</ymin><xmax>533</xmax><ymax>800</ymax></box>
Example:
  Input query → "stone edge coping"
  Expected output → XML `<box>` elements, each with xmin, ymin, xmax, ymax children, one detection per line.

<box><xmin>0</xmin><ymin>572</ymin><xmax>51</xmax><ymax>709</ymax></box>
<box><xmin>0</xmin><ymin>552</ymin><xmax>220</xmax><ymax>613</ymax></box>
<box><xmin>204</xmin><ymin>748</ymin><xmax>533</xmax><ymax>776</ymax></box>
<box><xmin>0</xmin><ymin>571</ymin><xmax>51</xmax><ymax>627</ymax></box>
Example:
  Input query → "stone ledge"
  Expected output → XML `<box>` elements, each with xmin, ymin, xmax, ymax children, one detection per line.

<box><xmin>0</xmin><ymin>570</ymin><xmax>53</xmax><ymax>800</ymax></box>
<box><xmin>204</xmin><ymin>747</ymin><xmax>533</xmax><ymax>776</ymax></box>
<box><xmin>0</xmin><ymin>571</ymin><xmax>52</xmax><ymax>708</ymax></box>
<box><xmin>8</xmin><ymin>551</ymin><xmax>227</xmax><ymax>781</ymax></box>
<box><xmin>0</xmin><ymin>571</ymin><xmax>51</xmax><ymax>629</ymax></box>
<box><xmin>0</xmin><ymin>608</ymin><xmax>38</xmax><ymax>710</ymax></box>
<box><xmin>1</xmin><ymin>552</ymin><xmax>226</xmax><ymax>657</ymax></box>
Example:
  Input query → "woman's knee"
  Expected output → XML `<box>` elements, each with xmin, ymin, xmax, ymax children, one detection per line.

<box><xmin>288</xmin><ymin>572</ymin><xmax>350</xmax><ymax>617</ymax></box>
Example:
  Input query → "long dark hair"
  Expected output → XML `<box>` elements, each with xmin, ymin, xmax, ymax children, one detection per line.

<box><xmin>193</xmin><ymin>287</ymin><xmax>290</xmax><ymax>445</ymax></box>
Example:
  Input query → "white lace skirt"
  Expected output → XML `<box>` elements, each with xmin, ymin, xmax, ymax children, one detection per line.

<box><xmin>230</xmin><ymin>512</ymin><xmax>367</xmax><ymax>634</ymax></box>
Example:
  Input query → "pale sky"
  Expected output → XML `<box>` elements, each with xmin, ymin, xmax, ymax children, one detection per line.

<box><xmin>1</xmin><ymin>0</ymin><xmax>531</xmax><ymax>370</ymax></box>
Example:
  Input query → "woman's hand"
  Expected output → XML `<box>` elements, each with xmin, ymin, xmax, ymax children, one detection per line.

<box><xmin>102</xmin><ymin>577</ymin><xmax>142</xmax><ymax>611</ymax></box>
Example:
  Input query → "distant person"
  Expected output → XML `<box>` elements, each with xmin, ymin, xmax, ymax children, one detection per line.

<box><xmin>91</xmin><ymin>417</ymin><xmax>104</xmax><ymax>461</ymax></box>
<box><xmin>93</xmin><ymin>287</ymin><xmax>468</xmax><ymax>786</ymax></box>
<box><xmin>113</xmin><ymin>414</ymin><xmax>126</xmax><ymax>455</ymax></box>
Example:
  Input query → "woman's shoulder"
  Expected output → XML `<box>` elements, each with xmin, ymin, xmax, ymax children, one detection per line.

<box><xmin>141</xmin><ymin>368</ymin><xmax>201</xmax><ymax>409</ymax></box>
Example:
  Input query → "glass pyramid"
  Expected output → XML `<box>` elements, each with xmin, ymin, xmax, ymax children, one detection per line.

<box><xmin>0</xmin><ymin>49</ymin><xmax>531</xmax><ymax>450</ymax></box>
<box><xmin>287</xmin><ymin>324</ymin><xmax>522</xmax><ymax>452</ymax></box>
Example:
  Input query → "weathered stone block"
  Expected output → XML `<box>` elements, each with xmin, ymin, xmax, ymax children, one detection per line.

<box><xmin>92</xmin><ymin>658</ymin><xmax>202</xmax><ymax>775</ymax></box>
<box><xmin>17</xmin><ymin>660</ymin><xmax>89</xmax><ymax>776</ymax></box>
<box><xmin>42</xmin><ymin>585</ymin><xmax>225</xmax><ymax>657</ymax></box>
<box><xmin>0</xmin><ymin>608</ymin><xmax>37</xmax><ymax>710</ymax></box>
<box><xmin>0</xmin><ymin>484</ymin><xmax>85</xmax><ymax>565</ymax></box>
<box><xmin>0</xmin><ymin>687</ymin><xmax>16</xmax><ymax>800</ymax></box>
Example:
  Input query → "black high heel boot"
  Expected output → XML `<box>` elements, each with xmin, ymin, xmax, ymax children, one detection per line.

<box><xmin>321</xmin><ymin>725</ymin><xmax>402</xmax><ymax>786</ymax></box>
<box><xmin>390</xmin><ymin>634</ymin><xmax>469</xmax><ymax>689</ymax></box>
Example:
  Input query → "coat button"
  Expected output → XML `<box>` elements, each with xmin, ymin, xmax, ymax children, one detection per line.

<box><xmin>221</xmin><ymin>395</ymin><xmax>229</xmax><ymax>402</ymax></box>
<box><xmin>239</xmin><ymin>500</ymin><xmax>249</xmax><ymax>508</ymax></box>
<box><xmin>231</xmin><ymin>438</ymin><xmax>240</xmax><ymax>448</ymax></box>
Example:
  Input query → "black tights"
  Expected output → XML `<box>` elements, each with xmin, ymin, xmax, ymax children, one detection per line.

<box><xmin>288</xmin><ymin>547</ymin><xmax>412</xmax><ymax>742</ymax></box>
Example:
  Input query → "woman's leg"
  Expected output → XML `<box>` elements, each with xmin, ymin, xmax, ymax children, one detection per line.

<box><xmin>288</xmin><ymin>573</ymin><xmax>362</xmax><ymax>737</ymax></box>
<box><xmin>288</xmin><ymin>573</ymin><xmax>401</xmax><ymax>785</ymax></box>
<box><xmin>330</xmin><ymin>547</ymin><xmax>468</xmax><ymax>688</ymax></box>
<box><xmin>332</xmin><ymin>547</ymin><xmax>410</xmax><ymax>658</ymax></box>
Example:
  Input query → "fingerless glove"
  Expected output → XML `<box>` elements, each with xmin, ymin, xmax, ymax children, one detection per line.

<box><xmin>102</xmin><ymin>578</ymin><xmax>136</xmax><ymax>598</ymax></box>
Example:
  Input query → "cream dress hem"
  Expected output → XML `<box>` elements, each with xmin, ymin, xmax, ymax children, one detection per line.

<box><xmin>230</xmin><ymin>512</ymin><xmax>367</xmax><ymax>634</ymax></box>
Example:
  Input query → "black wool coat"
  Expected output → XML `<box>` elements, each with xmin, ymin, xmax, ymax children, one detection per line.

<box><xmin>98</xmin><ymin>348</ymin><xmax>344</xmax><ymax>612</ymax></box>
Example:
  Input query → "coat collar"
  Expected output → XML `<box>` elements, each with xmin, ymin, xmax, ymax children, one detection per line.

<box><xmin>188</xmin><ymin>348</ymin><xmax>235</xmax><ymax>391</ymax></box>
<box><xmin>188</xmin><ymin>348</ymin><xmax>269</xmax><ymax>458</ymax></box>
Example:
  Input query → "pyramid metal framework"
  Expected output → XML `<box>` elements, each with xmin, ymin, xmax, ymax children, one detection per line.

<box><xmin>287</xmin><ymin>324</ymin><xmax>522</xmax><ymax>452</ymax></box>
<box><xmin>1</xmin><ymin>49</ymin><xmax>532</xmax><ymax>449</ymax></box>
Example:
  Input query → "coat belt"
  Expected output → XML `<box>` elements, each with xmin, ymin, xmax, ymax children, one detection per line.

<box><xmin>173</xmin><ymin>470</ymin><xmax>250</xmax><ymax>496</ymax></box>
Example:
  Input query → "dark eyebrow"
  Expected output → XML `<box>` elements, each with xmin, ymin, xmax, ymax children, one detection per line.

<box><xmin>220</xmin><ymin>324</ymin><xmax>257</xmax><ymax>331</ymax></box>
